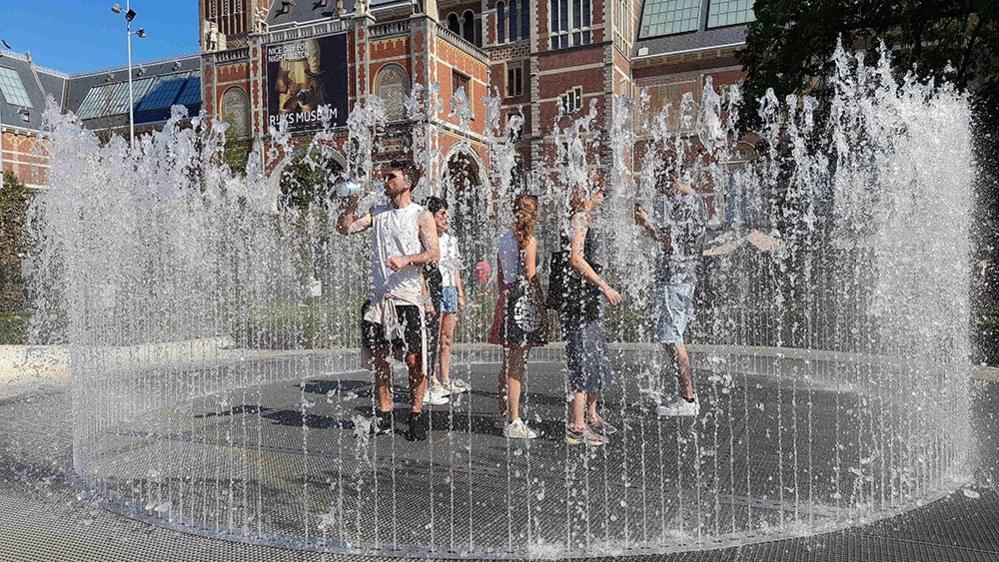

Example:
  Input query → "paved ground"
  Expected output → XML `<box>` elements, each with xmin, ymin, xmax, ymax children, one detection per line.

<box><xmin>1</xmin><ymin>351</ymin><xmax>997</xmax><ymax>561</ymax></box>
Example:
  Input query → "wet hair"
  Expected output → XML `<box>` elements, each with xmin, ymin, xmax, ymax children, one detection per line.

<box><xmin>512</xmin><ymin>193</ymin><xmax>539</xmax><ymax>249</ymax></box>
<box><xmin>386</xmin><ymin>159</ymin><xmax>422</xmax><ymax>189</ymax></box>
<box><xmin>425</xmin><ymin>196</ymin><xmax>449</xmax><ymax>214</ymax></box>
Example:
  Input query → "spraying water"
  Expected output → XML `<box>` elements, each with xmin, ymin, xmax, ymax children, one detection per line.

<box><xmin>26</xmin><ymin>45</ymin><xmax>973</xmax><ymax>558</ymax></box>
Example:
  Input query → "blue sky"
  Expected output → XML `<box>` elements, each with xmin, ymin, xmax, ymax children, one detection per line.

<box><xmin>1</xmin><ymin>1</ymin><xmax>199</xmax><ymax>74</ymax></box>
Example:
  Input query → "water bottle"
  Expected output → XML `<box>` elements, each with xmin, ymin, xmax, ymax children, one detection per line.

<box><xmin>334</xmin><ymin>178</ymin><xmax>375</xmax><ymax>198</ymax></box>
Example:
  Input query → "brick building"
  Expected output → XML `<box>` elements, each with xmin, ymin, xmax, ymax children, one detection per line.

<box><xmin>0</xmin><ymin>50</ymin><xmax>65</xmax><ymax>189</ymax></box>
<box><xmin>197</xmin><ymin>0</ymin><xmax>755</xmax><ymax>189</ymax></box>
<box><xmin>0</xmin><ymin>0</ymin><xmax>755</xmax><ymax>190</ymax></box>
<box><xmin>0</xmin><ymin>49</ymin><xmax>202</xmax><ymax>189</ymax></box>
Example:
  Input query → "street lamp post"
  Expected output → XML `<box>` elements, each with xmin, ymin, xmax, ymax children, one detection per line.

<box><xmin>111</xmin><ymin>2</ymin><xmax>146</xmax><ymax>149</ymax></box>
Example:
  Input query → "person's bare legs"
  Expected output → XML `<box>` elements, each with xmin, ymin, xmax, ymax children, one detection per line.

<box><xmin>372</xmin><ymin>351</ymin><xmax>393</xmax><ymax>413</ymax></box>
<box><xmin>497</xmin><ymin>350</ymin><xmax>509</xmax><ymax>418</ymax></box>
<box><xmin>406</xmin><ymin>351</ymin><xmax>426</xmax><ymax>413</ymax></box>
<box><xmin>664</xmin><ymin>343</ymin><xmax>694</xmax><ymax>400</ymax></box>
<box><xmin>505</xmin><ymin>346</ymin><xmax>527</xmax><ymax>422</ymax></box>
<box><xmin>571</xmin><ymin>391</ymin><xmax>586</xmax><ymax>431</ymax></box>
<box><xmin>438</xmin><ymin>313</ymin><xmax>457</xmax><ymax>385</ymax></box>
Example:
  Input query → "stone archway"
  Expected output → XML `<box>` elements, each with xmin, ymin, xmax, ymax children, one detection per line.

<box><xmin>441</xmin><ymin>147</ymin><xmax>487</xmax><ymax>272</ymax></box>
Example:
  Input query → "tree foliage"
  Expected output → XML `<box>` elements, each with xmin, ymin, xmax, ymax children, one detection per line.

<box><xmin>279</xmin><ymin>150</ymin><xmax>339</xmax><ymax>211</ymax></box>
<box><xmin>0</xmin><ymin>171</ymin><xmax>32</xmax><ymax>312</ymax></box>
<box><xmin>739</xmin><ymin>0</ymin><xmax>999</xmax><ymax>364</ymax></box>
<box><xmin>739</xmin><ymin>0</ymin><xmax>998</xmax><ymax>124</ymax></box>
<box><xmin>223</xmin><ymin>138</ymin><xmax>252</xmax><ymax>176</ymax></box>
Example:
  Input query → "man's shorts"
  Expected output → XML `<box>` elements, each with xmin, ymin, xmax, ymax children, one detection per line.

<box><xmin>438</xmin><ymin>286</ymin><xmax>460</xmax><ymax>314</ymax></box>
<box><xmin>361</xmin><ymin>300</ymin><xmax>424</xmax><ymax>357</ymax></box>
<box><xmin>654</xmin><ymin>268</ymin><xmax>696</xmax><ymax>345</ymax></box>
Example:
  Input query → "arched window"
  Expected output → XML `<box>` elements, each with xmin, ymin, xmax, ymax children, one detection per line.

<box><xmin>220</xmin><ymin>87</ymin><xmax>249</xmax><ymax>138</ymax></box>
<box><xmin>374</xmin><ymin>65</ymin><xmax>409</xmax><ymax>121</ymax></box>
<box><xmin>509</xmin><ymin>1</ymin><xmax>519</xmax><ymax>41</ymax></box>
<box><xmin>462</xmin><ymin>10</ymin><xmax>475</xmax><ymax>43</ymax></box>
<box><xmin>497</xmin><ymin>2</ymin><xmax>506</xmax><ymax>43</ymax></box>
<box><xmin>447</xmin><ymin>13</ymin><xmax>460</xmax><ymax>34</ymax></box>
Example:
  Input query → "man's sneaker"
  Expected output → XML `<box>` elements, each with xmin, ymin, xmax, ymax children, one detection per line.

<box><xmin>656</xmin><ymin>395</ymin><xmax>700</xmax><ymax>417</ymax></box>
<box><xmin>423</xmin><ymin>385</ymin><xmax>450</xmax><ymax>406</ymax></box>
<box><xmin>370</xmin><ymin>411</ymin><xmax>393</xmax><ymax>436</ymax></box>
<box><xmin>566</xmin><ymin>425</ymin><xmax>608</xmax><ymax>446</ymax></box>
<box><xmin>442</xmin><ymin>378</ymin><xmax>471</xmax><ymax>394</ymax></box>
<box><xmin>587</xmin><ymin>417</ymin><xmax>618</xmax><ymax>436</ymax></box>
<box><xmin>503</xmin><ymin>418</ymin><xmax>538</xmax><ymax>439</ymax></box>
<box><xmin>407</xmin><ymin>411</ymin><xmax>429</xmax><ymax>441</ymax></box>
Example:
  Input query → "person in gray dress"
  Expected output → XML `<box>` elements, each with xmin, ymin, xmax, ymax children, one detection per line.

<box><xmin>561</xmin><ymin>170</ymin><xmax>623</xmax><ymax>445</ymax></box>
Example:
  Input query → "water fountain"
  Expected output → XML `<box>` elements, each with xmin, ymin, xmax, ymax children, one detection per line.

<box><xmin>22</xmin><ymin>44</ymin><xmax>973</xmax><ymax>558</ymax></box>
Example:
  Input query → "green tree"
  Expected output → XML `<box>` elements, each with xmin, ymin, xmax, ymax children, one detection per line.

<box><xmin>0</xmin><ymin>172</ymin><xmax>33</xmax><ymax>343</ymax></box>
<box><xmin>223</xmin><ymin>138</ymin><xmax>253</xmax><ymax>176</ymax></box>
<box><xmin>739</xmin><ymin>0</ymin><xmax>999</xmax><ymax>364</ymax></box>
<box><xmin>739</xmin><ymin>0</ymin><xmax>998</xmax><ymax>117</ymax></box>
<box><xmin>0</xmin><ymin>172</ymin><xmax>32</xmax><ymax>313</ymax></box>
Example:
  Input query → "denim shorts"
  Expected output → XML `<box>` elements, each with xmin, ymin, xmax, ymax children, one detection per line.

<box><xmin>654</xmin><ymin>268</ymin><xmax>696</xmax><ymax>344</ymax></box>
<box><xmin>439</xmin><ymin>286</ymin><xmax>459</xmax><ymax>314</ymax></box>
<box><xmin>563</xmin><ymin>318</ymin><xmax>612</xmax><ymax>393</ymax></box>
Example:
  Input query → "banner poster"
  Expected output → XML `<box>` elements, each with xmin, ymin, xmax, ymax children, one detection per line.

<box><xmin>266</xmin><ymin>34</ymin><xmax>349</xmax><ymax>131</ymax></box>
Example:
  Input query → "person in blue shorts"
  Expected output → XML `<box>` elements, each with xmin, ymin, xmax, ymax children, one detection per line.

<box><xmin>634</xmin><ymin>165</ymin><xmax>707</xmax><ymax>417</ymax></box>
<box><xmin>425</xmin><ymin>196</ymin><xmax>471</xmax><ymax>398</ymax></box>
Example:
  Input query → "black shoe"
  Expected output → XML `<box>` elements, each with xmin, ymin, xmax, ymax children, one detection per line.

<box><xmin>407</xmin><ymin>411</ymin><xmax>428</xmax><ymax>441</ymax></box>
<box><xmin>370</xmin><ymin>411</ymin><xmax>392</xmax><ymax>437</ymax></box>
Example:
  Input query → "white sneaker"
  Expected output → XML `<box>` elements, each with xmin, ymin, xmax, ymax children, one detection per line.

<box><xmin>441</xmin><ymin>378</ymin><xmax>470</xmax><ymax>394</ymax></box>
<box><xmin>431</xmin><ymin>380</ymin><xmax>452</xmax><ymax>397</ymax></box>
<box><xmin>656</xmin><ymin>395</ymin><xmax>700</xmax><ymax>417</ymax></box>
<box><xmin>423</xmin><ymin>385</ymin><xmax>450</xmax><ymax>406</ymax></box>
<box><xmin>503</xmin><ymin>418</ymin><xmax>538</xmax><ymax>439</ymax></box>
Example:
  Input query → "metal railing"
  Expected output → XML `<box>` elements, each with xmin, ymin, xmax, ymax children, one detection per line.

<box><xmin>436</xmin><ymin>24</ymin><xmax>489</xmax><ymax>65</ymax></box>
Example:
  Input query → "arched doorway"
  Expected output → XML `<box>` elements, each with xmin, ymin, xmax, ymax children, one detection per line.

<box><xmin>442</xmin><ymin>148</ymin><xmax>487</xmax><ymax>279</ymax></box>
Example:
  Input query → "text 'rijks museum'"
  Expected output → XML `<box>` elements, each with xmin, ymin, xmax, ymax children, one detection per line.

<box><xmin>0</xmin><ymin>0</ymin><xmax>755</xmax><ymax>189</ymax></box>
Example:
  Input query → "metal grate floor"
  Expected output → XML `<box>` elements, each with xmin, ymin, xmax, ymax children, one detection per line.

<box><xmin>3</xmin><ymin>472</ymin><xmax>999</xmax><ymax>562</ymax></box>
<box><xmin>1</xmin><ymin>366</ymin><xmax>998</xmax><ymax>561</ymax></box>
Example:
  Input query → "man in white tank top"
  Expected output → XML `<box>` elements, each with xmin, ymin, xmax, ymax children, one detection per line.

<box><xmin>337</xmin><ymin>160</ymin><xmax>440</xmax><ymax>441</ymax></box>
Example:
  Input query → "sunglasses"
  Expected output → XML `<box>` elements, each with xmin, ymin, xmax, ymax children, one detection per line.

<box><xmin>383</xmin><ymin>172</ymin><xmax>399</xmax><ymax>181</ymax></box>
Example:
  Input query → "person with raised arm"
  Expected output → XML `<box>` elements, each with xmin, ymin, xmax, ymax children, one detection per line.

<box><xmin>634</xmin><ymin>165</ymin><xmax>707</xmax><ymax>417</ymax></box>
<box><xmin>337</xmin><ymin>159</ymin><xmax>440</xmax><ymax>441</ymax></box>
